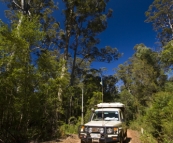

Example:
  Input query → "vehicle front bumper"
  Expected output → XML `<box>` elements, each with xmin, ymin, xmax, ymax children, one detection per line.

<box><xmin>79</xmin><ymin>133</ymin><xmax>121</xmax><ymax>143</ymax></box>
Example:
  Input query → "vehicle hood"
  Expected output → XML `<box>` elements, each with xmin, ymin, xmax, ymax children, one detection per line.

<box><xmin>84</xmin><ymin>121</ymin><xmax>122</xmax><ymax>127</ymax></box>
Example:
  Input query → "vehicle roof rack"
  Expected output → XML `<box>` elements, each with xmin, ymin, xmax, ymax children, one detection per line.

<box><xmin>97</xmin><ymin>103</ymin><xmax>125</xmax><ymax>108</ymax></box>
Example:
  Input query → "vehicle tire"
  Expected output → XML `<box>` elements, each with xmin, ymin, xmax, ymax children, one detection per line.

<box><xmin>119</xmin><ymin>139</ymin><xmax>123</xmax><ymax>143</ymax></box>
<box><xmin>123</xmin><ymin>137</ymin><xmax>127</xmax><ymax>143</ymax></box>
<box><xmin>123</xmin><ymin>129</ymin><xmax>127</xmax><ymax>143</ymax></box>
<box><xmin>81</xmin><ymin>139</ymin><xmax>85</xmax><ymax>143</ymax></box>
<box><xmin>119</xmin><ymin>132</ymin><xmax>123</xmax><ymax>143</ymax></box>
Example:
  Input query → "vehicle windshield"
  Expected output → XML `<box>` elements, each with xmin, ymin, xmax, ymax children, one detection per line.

<box><xmin>92</xmin><ymin>111</ymin><xmax>119</xmax><ymax>121</ymax></box>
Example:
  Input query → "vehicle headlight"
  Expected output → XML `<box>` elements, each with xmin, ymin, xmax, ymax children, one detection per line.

<box><xmin>88</xmin><ymin>127</ymin><xmax>92</xmax><ymax>133</ymax></box>
<box><xmin>84</xmin><ymin>127</ymin><xmax>88</xmax><ymax>132</ymax></box>
<box><xmin>107</xmin><ymin>128</ymin><xmax>113</xmax><ymax>134</ymax></box>
<box><xmin>99</xmin><ymin>128</ymin><xmax>104</xmax><ymax>133</ymax></box>
<box><xmin>80</xmin><ymin>126</ymin><xmax>85</xmax><ymax>132</ymax></box>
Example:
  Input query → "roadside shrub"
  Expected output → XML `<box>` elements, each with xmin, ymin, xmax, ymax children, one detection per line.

<box><xmin>59</xmin><ymin>117</ymin><xmax>81</xmax><ymax>137</ymax></box>
<box><xmin>129</xmin><ymin>114</ymin><xmax>154</xmax><ymax>132</ymax></box>
<box><xmin>140</xmin><ymin>131</ymin><xmax>157</xmax><ymax>143</ymax></box>
<box><xmin>144</xmin><ymin>91</ymin><xmax>173</xmax><ymax>142</ymax></box>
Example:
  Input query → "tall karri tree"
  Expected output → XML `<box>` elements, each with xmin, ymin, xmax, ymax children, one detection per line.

<box><xmin>59</xmin><ymin>0</ymin><xmax>120</xmax><ymax>87</ymax></box>
<box><xmin>145</xmin><ymin>0</ymin><xmax>173</xmax><ymax>46</ymax></box>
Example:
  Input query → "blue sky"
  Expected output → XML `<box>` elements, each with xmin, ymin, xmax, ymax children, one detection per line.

<box><xmin>0</xmin><ymin>0</ymin><xmax>156</xmax><ymax>75</ymax></box>
<box><xmin>92</xmin><ymin>0</ymin><xmax>156</xmax><ymax>74</ymax></box>
<box><xmin>0</xmin><ymin>3</ymin><xmax>7</xmax><ymax>21</ymax></box>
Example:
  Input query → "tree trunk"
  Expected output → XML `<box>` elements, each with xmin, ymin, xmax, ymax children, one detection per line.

<box><xmin>58</xmin><ymin>7</ymin><xmax>73</xmax><ymax>101</ymax></box>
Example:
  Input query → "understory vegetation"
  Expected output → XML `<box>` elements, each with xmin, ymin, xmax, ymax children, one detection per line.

<box><xmin>0</xmin><ymin>0</ymin><xmax>173</xmax><ymax>143</ymax></box>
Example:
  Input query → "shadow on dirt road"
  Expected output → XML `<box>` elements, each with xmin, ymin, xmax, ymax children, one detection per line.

<box><xmin>126</xmin><ymin>137</ymin><xmax>132</xmax><ymax>143</ymax></box>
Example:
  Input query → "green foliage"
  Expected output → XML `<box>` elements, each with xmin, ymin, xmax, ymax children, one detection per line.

<box><xmin>0</xmin><ymin>15</ymin><xmax>69</xmax><ymax>142</ymax></box>
<box><xmin>16</xmin><ymin>15</ymin><xmax>45</xmax><ymax>45</ymax></box>
<box><xmin>127</xmin><ymin>82</ymin><xmax>173</xmax><ymax>142</ymax></box>
<box><xmin>118</xmin><ymin>90</ymin><xmax>136</xmax><ymax>123</ymax></box>
<box><xmin>84</xmin><ymin>91</ymin><xmax>102</xmax><ymax>122</ymax></box>
<box><xmin>102</xmin><ymin>75</ymin><xmax>119</xmax><ymax>102</ymax></box>
<box><xmin>2</xmin><ymin>0</ymin><xmax>59</xmax><ymax>51</ymax></box>
<box><xmin>129</xmin><ymin>116</ymin><xmax>157</xmax><ymax>143</ymax></box>
<box><xmin>59</xmin><ymin>117</ymin><xmax>81</xmax><ymax>136</ymax></box>
<box><xmin>144</xmin><ymin>88</ymin><xmax>173</xmax><ymax>142</ymax></box>
<box><xmin>140</xmin><ymin>131</ymin><xmax>158</xmax><ymax>143</ymax></box>
<box><xmin>117</xmin><ymin>42</ymin><xmax>173</xmax><ymax>143</ymax></box>
<box><xmin>0</xmin><ymin>16</ymin><xmax>44</xmax><ymax>142</ymax></box>
<box><xmin>115</xmin><ymin>44</ymin><xmax>165</xmax><ymax>119</ymax></box>
<box><xmin>161</xmin><ymin>40</ymin><xmax>173</xmax><ymax>67</ymax></box>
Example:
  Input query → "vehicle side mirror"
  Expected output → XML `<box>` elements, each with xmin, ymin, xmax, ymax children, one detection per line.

<box><xmin>91</xmin><ymin>108</ymin><xmax>95</xmax><ymax>112</ymax></box>
<box><xmin>88</xmin><ymin>109</ymin><xmax>95</xmax><ymax>121</ymax></box>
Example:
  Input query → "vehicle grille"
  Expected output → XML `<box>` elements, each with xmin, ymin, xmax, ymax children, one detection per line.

<box><xmin>92</xmin><ymin>127</ymin><xmax>100</xmax><ymax>132</ymax></box>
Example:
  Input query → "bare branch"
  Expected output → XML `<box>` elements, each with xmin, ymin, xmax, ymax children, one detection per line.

<box><xmin>12</xmin><ymin>0</ymin><xmax>21</xmax><ymax>9</ymax></box>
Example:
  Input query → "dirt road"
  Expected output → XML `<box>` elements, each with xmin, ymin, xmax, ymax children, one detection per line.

<box><xmin>49</xmin><ymin>129</ymin><xmax>141</xmax><ymax>143</ymax></box>
<box><xmin>127</xmin><ymin>129</ymin><xmax>141</xmax><ymax>143</ymax></box>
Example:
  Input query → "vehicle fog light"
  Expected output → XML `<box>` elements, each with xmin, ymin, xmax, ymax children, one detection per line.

<box><xmin>99</xmin><ymin>128</ymin><xmax>104</xmax><ymax>133</ymax></box>
<box><xmin>107</xmin><ymin>128</ymin><xmax>113</xmax><ymax>134</ymax></box>
<box><xmin>84</xmin><ymin>127</ymin><xmax>88</xmax><ymax>132</ymax></box>
<box><xmin>89</xmin><ymin>127</ymin><xmax>92</xmax><ymax>133</ymax></box>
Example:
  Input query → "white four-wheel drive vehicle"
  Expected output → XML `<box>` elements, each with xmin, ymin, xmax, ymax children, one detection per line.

<box><xmin>78</xmin><ymin>103</ymin><xmax>127</xmax><ymax>143</ymax></box>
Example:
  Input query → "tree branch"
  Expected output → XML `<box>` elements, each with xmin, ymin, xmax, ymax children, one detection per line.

<box><xmin>12</xmin><ymin>0</ymin><xmax>21</xmax><ymax>9</ymax></box>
